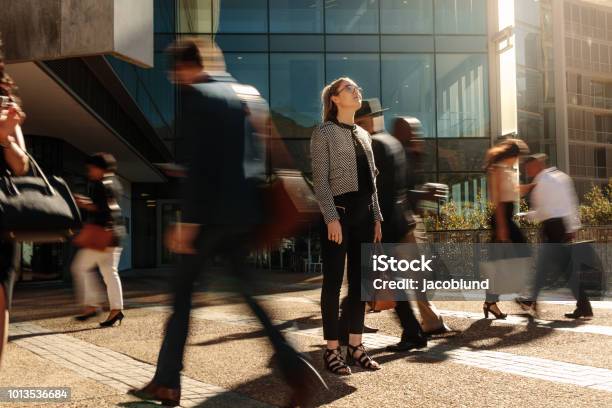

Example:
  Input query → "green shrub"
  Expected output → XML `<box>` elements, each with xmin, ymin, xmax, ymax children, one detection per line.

<box><xmin>579</xmin><ymin>182</ymin><xmax>612</xmax><ymax>226</ymax></box>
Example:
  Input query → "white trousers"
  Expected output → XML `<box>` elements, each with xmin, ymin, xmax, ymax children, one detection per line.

<box><xmin>71</xmin><ymin>248</ymin><xmax>124</xmax><ymax>310</ymax></box>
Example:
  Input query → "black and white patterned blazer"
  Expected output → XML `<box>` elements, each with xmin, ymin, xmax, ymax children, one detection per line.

<box><xmin>310</xmin><ymin>120</ymin><xmax>383</xmax><ymax>224</ymax></box>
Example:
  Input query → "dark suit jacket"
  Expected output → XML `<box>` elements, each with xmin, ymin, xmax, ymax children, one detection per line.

<box><xmin>371</xmin><ymin>132</ymin><xmax>410</xmax><ymax>242</ymax></box>
<box><xmin>180</xmin><ymin>73</ymin><xmax>264</xmax><ymax>226</ymax></box>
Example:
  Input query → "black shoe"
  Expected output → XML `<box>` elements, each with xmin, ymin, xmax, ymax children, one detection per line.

<box><xmin>99</xmin><ymin>311</ymin><xmax>124</xmax><ymax>327</ymax></box>
<box><xmin>483</xmin><ymin>302</ymin><xmax>507</xmax><ymax>319</ymax></box>
<box><xmin>74</xmin><ymin>310</ymin><xmax>99</xmax><ymax>322</ymax></box>
<box><xmin>515</xmin><ymin>297</ymin><xmax>536</xmax><ymax>310</ymax></box>
<box><xmin>564</xmin><ymin>309</ymin><xmax>593</xmax><ymax>319</ymax></box>
<box><xmin>386</xmin><ymin>339</ymin><xmax>427</xmax><ymax>352</ymax></box>
<box><xmin>363</xmin><ymin>324</ymin><xmax>378</xmax><ymax>333</ymax></box>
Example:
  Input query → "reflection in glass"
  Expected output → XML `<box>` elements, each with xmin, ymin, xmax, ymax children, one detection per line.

<box><xmin>225</xmin><ymin>53</ymin><xmax>270</xmax><ymax>101</ymax></box>
<box><xmin>155</xmin><ymin>0</ymin><xmax>176</xmax><ymax>33</ymax></box>
<box><xmin>380</xmin><ymin>0</ymin><xmax>433</xmax><ymax>34</ymax></box>
<box><xmin>177</xmin><ymin>0</ymin><xmax>212</xmax><ymax>33</ymax></box>
<box><xmin>270</xmin><ymin>0</ymin><xmax>324</xmax><ymax>33</ymax></box>
<box><xmin>326</xmin><ymin>54</ymin><xmax>380</xmax><ymax>100</ymax></box>
<box><xmin>270</xmin><ymin>54</ymin><xmax>325</xmax><ymax>135</ymax></box>
<box><xmin>438</xmin><ymin>173</ymin><xmax>488</xmax><ymax>213</ymax></box>
<box><xmin>436</xmin><ymin>54</ymin><xmax>489</xmax><ymax>138</ymax></box>
<box><xmin>218</xmin><ymin>0</ymin><xmax>267</xmax><ymax>33</ymax></box>
<box><xmin>437</xmin><ymin>139</ymin><xmax>489</xmax><ymax>172</ymax></box>
<box><xmin>325</xmin><ymin>0</ymin><xmax>380</xmax><ymax>34</ymax></box>
<box><xmin>381</xmin><ymin>54</ymin><xmax>435</xmax><ymax>138</ymax></box>
<box><xmin>434</xmin><ymin>0</ymin><xmax>486</xmax><ymax>34</ymax></box>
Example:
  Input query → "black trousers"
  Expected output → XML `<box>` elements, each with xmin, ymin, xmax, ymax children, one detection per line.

<box><xmin>153</xmin><ymin>225</ymin><xmax>290</xmax><ymax>388</ymax></box>
<box><xmin>320</xmin><ymin>195</ymin><xmax>373</xmax><ymax>340</ymax></box>
<box><xmin>0</xmin><ymin>241</ymin><xmax>18</xmax><ymax>310</ymax></box>
<box><xmin>531</xmin><ymin>218</ymin><xmax>591</xmax><ymax>312</ymax></box>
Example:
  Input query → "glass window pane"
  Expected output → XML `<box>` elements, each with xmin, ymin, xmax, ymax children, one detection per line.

<box><xmin>380</xmin><ymin>0</ymin><xmax>433</xmax><ymax>34</ymax></box>
<box><xmin>177</xmin><ymin>0</ymin><xmax>212</xmax><ymax>33</ymax></box>
<box><xmin>438</xmin><ymin>173</ymin><xmax>488</xmax><ymax>209</ymax></box>
<box><xmin>326</xmin><ymin>54</ymin><xmax>381</xmax><ymax>100</ymax></box>
<box><xmin>434</xmin><ymin>0</ymin><xmax>487</xmax><ymax>34</ymax></box>
<box><xmin>436</xmin><ymin>54</ymin><xmax>490</xmax><ymax>138</ymax></box>
<box><xmin>270</xmin><ymin>0</ymin><xmax>324</xmax><ymax>33</ymax></box>
<box><xmin>382</xmin><ymin>54</ymin><xmax>435</xmax><ymax>138</ymax></box>
<box><xmin>218</xmin><ymin>0</ymin><xmax>267</xmax><ymax>33</ymax></box>
<box><xmin>326</xmin><ymin>0</ymin><xmax>380</xmax><ymax>34</ymax></box>
<box><xmin>437</xmin><ymin>139</ymin><xmax>489</xmax><ymax>171</ymax></box>
<box><xmin>225</xmin><ymin>53</ymin><xmax>270</xmax><ymax>102</ymax></box>
<box><xmin>155</xmin><ymin>0</ymin><xmax>176</xmax><ymax>33</ymax></box>
<box><xmin>270</xmin><ymin>54</ymin><xmax>325</xmax><ymax>135</ymax></box>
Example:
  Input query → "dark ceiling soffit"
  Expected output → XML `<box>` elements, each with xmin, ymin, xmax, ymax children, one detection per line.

<box><xmin>35</xmin><ymin>60</ymin><xmax>167</xmax><ymax>181</ymax></box>
<box><xmin>82</xmin><ymin>56</ymin><xmax>173</xmax><ymax>162</ymax></box>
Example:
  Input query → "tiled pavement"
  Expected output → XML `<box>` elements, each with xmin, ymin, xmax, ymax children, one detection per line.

<box><xmin>161</xmin><ymin>307</ymin><xmax>612</xmax><ymax>393</ymax></box>
<box><xmin>251</xmin><ymin>294</ymin><xmax>612</xmax><ymax>337</ymax></box>
<box><xmin>9</xmin><ymin>322</ymin><xmax>271</xmax><ymax>408</ymax></box>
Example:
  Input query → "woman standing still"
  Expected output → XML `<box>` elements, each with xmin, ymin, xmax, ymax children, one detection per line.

<box><xmin>311</xmin><ymin>77</ymin><xmax>383</xmax><ymax>375</ymax></box>
<box><xmin>0</xmin><ymin>42</ymin><xmax>29</xmax><ymax>366</ymax></box>
<box><xmin>71</xmin><ymin>153</ymin><xmax>125</xmax><ymax>327</ymax></box>
<box><xmin>483</xmin><ymin>139</ymin><xmax>529</xmax><ymax>319</ymax></box>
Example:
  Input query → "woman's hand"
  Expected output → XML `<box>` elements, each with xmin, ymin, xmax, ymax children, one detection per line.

<box><xmin>0</xmin><ymin>106</ymin><xmax>22</xmax><ymax>144</ymax></box>
<box><xmin>327</xmin><ymin>220</ymin><xmax>342</xmax><ymax>244</ymax></box>
<box><xmin>373</xmin><ymin>221</ymin><xmax>382</xmax><ymax>243</ymax></box>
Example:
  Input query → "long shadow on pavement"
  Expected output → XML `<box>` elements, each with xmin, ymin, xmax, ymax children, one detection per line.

<box><xmin>8</xmin><ymin>326</ymin><xmax>102</xmax><ymax>342</ymax></box>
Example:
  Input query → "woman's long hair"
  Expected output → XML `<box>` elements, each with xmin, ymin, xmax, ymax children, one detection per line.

<box><xmin>321</xmin><ymin>77</ymin><xmax>353</xmax><ymax>123</ymax></box>
<box><xmin>484</xmin><ymin>138</ymin><xmax>529</xmax><ymax>170</ymax></box>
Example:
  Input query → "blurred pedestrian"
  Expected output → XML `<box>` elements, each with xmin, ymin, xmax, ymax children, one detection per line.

<box><xmin>312</xmin><ymin>78</ymin><xmax>383</xmax><ymax>375</ymax></box>
<box><xmin>129</xmin><ymin>38</ymin><xmax>325</xmax><ymax>407</ymax></box>
<box><xmin>0</xmin><ymin>37</ymin><xmax>29</xmax><ymax>366</ymax></box>
<box><xmin>353</xmin><ymin>100</ymin><xmax>427</xmax><ymax>352</ymax></box>
<box><xmin>516</xmin><ymin>154</ymin><xmax>592</xmax><ymax>318</ymax></box>
<box><xmin>71</xmin><ymin>153</ymin><xmax>125</xmax><ymax>327</ymax></box>
<box><xmin>393</xmin><ymin>117</ymin><xmax>452</xmax><ymax>335</ymax></box>
<box><xmin>483</xmin><ymin>138</ymin><xmax>529</xmax><ymax>319</ymax></box>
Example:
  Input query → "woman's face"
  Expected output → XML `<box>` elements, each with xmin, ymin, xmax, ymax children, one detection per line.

<box><xmin>331</xmin><ymin>80</ymin><xmax>362</xmax><ymax>113</ymax></box>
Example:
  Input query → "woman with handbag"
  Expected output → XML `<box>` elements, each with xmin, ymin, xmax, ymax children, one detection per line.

<box><xmin>483</xmin><ymin>139</ymin><xmax>529</xmax><ymax>319</ymax></box>
<box><xmin>0</xmin><ymin>45</ymin><xmax>29</xmax><ymax>366</ymax></box>
<box><xmin>311</xmin><ymin>77</ymin><xmax>383</xmax><ymax>376</ymax></box>
<box><xmin>71</xmin><ymin>153</ymin><xmax>125</xmax><ymax>327</ymax></box>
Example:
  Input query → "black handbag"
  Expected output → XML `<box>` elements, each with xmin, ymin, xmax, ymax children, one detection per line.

<box><xmin>0</xmin><ymin>152</ymin><xmax>81</xmax><ymax>242</ymax></box>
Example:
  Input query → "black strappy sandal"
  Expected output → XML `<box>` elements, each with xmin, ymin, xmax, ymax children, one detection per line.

<box><xmin>323</xmin><ymin>347</ymin><xmax>351</xmax><ymax>376</ymax></box>
<box><xmin>346</xmin><ymin>344</ymin><xmax>381</xmax><ymax>371</ymax></box>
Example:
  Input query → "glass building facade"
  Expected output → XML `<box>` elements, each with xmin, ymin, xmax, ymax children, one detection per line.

<box><xmin>563</xmin><ymin>0</ymin><xmax>612</xmax><ymax>195</ymax></box>
<box><xmin>121</xmin><ymin>0</ymin><xmax>492</xmax><ymax>208</ymax></box>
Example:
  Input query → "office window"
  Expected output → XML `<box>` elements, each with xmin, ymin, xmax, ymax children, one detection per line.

<box><xmin>380</xmin><ymin>0</ymin><xmax>433</xmax><ymax>34</ymax></box>
<box><xmin>434</xmin><ymin>0</ymin><xmax>487</xmax><ymax>35</ymax></box>
<box><xmin>381</xmin><ymin>54</ymin><xmax>435</xmax><ymax>138</ymax></box>
<box><xmin>177</xmin><ymin>0</ymin><xmax>212</xmax><ymax>33</ymax></box>
<box><xmin>326</xmin><ymin>0</ymin><xmax>380</xmax><ymax>34</ymax></box>
<box><xmin>326</xmin><ymin>54</ymin><xmax>381</xmax><ymax>100</ymax></box>
<box><xmin>270</xmin><ymin>0</ymin><xmax>324</xmax><ymax>33</ymax></box>
<box><xmin>270</xmin><ymin>54</ymin><xmax>325</xmax><ymax>134</ymax></box>
<box><xmin>438</xmin><ymin>173</ymin><xmax>488</xmax><ymax>209</ymax></box>
<box><xmin>218</xmin><ymin>0</ymin><xmax>267</xmax><ymax>33</ymax></box>
<box><xmin>436</xmin><ymin>54</ymin><xmax>489</xmax><ymax>138</ymax></box>
<box><xmin>225</xmin><ymin>53</ymin><xmax>270</xmax><ymax>102</ymax></box>
<box><xmin>438</xmin><ymin>139</ymin><xmax>489</xmax><ymax>171</ymax></box>
<box><xmin>155</xmin><ymin>0</ymin><xmax>176</xmax><ymax>33</ymax></box>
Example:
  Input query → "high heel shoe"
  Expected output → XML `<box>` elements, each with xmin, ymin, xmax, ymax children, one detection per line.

<box><xmin>483</xmin><ymin>302</ymin><xmax>507</xmax><ymax>319</ymax></box>
<box><xmin>346</xmin><ymin>343</ymin><xmax>381</xmax><ymax>371</ymax></box>
<box><xmin>99</xmin><ymin>311</ymin><xmax>124</xmax><ymax>327</ymax></box>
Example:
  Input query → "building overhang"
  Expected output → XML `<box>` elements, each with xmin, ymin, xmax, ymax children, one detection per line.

<box><xmin>6</xmin><ymin>62</ymin><xmax>165</xmax><ymax>182</ymax></box>
<box><xmin>0</xmin><ymin>0</ymin><xmax>153</xmax><ymax>68</ymax></box>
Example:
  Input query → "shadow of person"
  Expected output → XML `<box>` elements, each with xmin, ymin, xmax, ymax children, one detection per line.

<box><xmin>8</xmin><ymin>326</ymin><xmax>102</xmax><ymax>342</ymax></box>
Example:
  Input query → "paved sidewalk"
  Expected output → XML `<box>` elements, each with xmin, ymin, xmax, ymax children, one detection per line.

<box><xmin>10</xmin><ymin>322</ymin><xmax>271</xmax><ymax>408</ymax></box>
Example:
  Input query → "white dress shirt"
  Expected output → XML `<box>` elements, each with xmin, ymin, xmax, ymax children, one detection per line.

<box><xmin>527</xmin><ymin>167</ymin><xmax>581</xmax><ymax>232</ymax></box>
